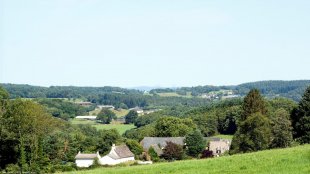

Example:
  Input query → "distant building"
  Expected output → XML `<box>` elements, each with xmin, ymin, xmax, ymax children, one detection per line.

<box><xmin>129</xmin><ymin>107</ymin><xmax>144</xmax><ymax>114</ymax></box>
<box><xmin>99</xmin><ymin>144</ymin><xmax>135</xmax><ymax>165</ymax></box>
<box><xmin>97</xmin><ymin>105</ymin><xmax>115</xmax><ymax>110</ymax></box>
<box><xmin>75</xmin><ymin>116</ymin><xmax>97</xmax><ymax>120</ymax></box>
<box><xmin>75</xmin><ymin>144</ymin><xmax>135</xmax><ymax>167</ymax></box>
<box><xmin>140</xmin><ymin>137</ymin><xmax>185</xmax><ymax>155</ymax></box>
<box><xmin>75</xmin><ymin>151</ymin><xmax>100</xmax><ymax>168</ymax></box>
<box><xmin>208</xmin><ymin>139</ymin><xmax>231</xmax><ymax>156</ymax></box>
<box><xmin>140</xmin><ymin>137</ymin><xmax>231</xmax><ymax>156</ymax></box>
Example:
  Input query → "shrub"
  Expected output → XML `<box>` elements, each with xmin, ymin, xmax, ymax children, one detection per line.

<box><xmin>201</xmin><ymin>150</ymin><xmax>214</xmax><ymax>158</ymax></box>
<box><xmin>148</xmin><ymin>147</ymin><xmax>159</xmax><ymax>162</ymax></box>
<box><xmin>162</xmin><ymin>141</ymin><xmax>184</xmax><ymax>161</ymax></box>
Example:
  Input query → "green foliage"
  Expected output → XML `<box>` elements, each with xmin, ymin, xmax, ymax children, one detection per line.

<box><xmin>162</xmin><ymin>141</ymin><xmax>184</xmax><ymax>161</ymax></box>
<box><xmin>35</xmin><ymin>98</ymin><xmax>92</xmax><ymax>120</ymax></box>
<box><xmin>123</xmin><ymin>124</ymin><xmax>156</xmax><ymax>141</ymax></box>
<box><xmin>125</xmin><ymin>110</ymin><xmax>138</xmax><ymax>124</ymax></box>
<box><xmin>125</xmin><ymin>139</ymin><xmax>143</xmax><ymax>156</ymax></box>
<box><xmin>270</xmin><ymin>109</ymin><xmax>293</xmax><ymax>148</ymax></box>
<box><xmin>231</xmin><ymin>112</ymin><xmax>272</xmax><ymax>154</ymax></box>
<box><xmin>291</xmin><ymin>86</ymin><xmax>310</xmax><ymax>143</ymax></box>
<box><xmin>134</xmin><ymin>113</ymin><xmax>163</xmax><ymax>128</ymax></box>
<box><xmin>155</xmin><ymin>117</ymin><xmax>196</xmax><ymax>137</ymax></box>
<box><xmin>242</xmin><ymin>89</ymin><xmax>267</xmax><ymax>120</ymax></box>
<box><xmin>184</xmin><ymin>130</ymin><xmax>206</xmax><ymax>157</ymax></box>
<box><xmin>148</xmin><ymin>147</ymin><xmax>159</xmax><ymax>162</ymax></box>
<box><xmin>0</xmin><ymin>86</ymin><xmax>9</xmax><ymax>100</ymax></box>
<box><xmin>97</xmin><ymin>108</ymin><xmax>116</xmax><ymax>124</ymax></box>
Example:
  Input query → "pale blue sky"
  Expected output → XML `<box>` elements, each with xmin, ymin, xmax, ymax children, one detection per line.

<box><xmin>1</xmin><ymin>0</ymin><xmax>309</xmax><ymax>87</ymax></box>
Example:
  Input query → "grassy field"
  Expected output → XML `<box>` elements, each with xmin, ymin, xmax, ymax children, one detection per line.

<box><xmin>210</xmin><ymin>134</ymin><xmax>233</xmax><ymax>140</ymax></box>
<box><xmin>70</xmin><ymin>119</ymin><xmax>135</xmax><ymax>134</ymax></box>
<box><xmin>89</xmin><ymin>108</ymin><xmax>129</xmax><ymax>118</ymax></box>
<box><xmin>157</xmin><ymin>92</ymin><xmax>192</xmax><ymax>98</ymax></box>
<box><xmin>64</xmin><ymin>144</ymin><xmax>310</xmax><ymax>174</ymax></box>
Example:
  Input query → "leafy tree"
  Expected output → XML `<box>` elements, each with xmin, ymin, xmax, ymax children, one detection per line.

<box><xmin>184</xmin><ymin>130</ymin><xmax>206</xmax><ymax>157</ymax></box>
<box><xmin>155</xmin><ymin>117</ymin><xmax>196</xmax><ymax>137</ymax></box>
<box><xmin>291</xmin><ymin>86</ymin><xmax>310</xmax><ymax>143</ymax></box>
<box><xmin>270</xmin><ymin>108</ymin><xmax>293</xmax><ymax>148</ymax></box>
<box><xmin>125</xmin><ymin>110</ymin><xmax>138</xmax><ymax>124</ymax></box>
<box><xmin>125</xmin><ymin>139</ymin><xmax>143</xmax><ymax>156</ymax></box>
<box><xmin>162</xmin><ymin>141</ymin><xmax>184</xmax><ymax>161</ymax></box>
<box><xmin>230</xmin><ymin>112</ymin><xmax>272</xmax><ymax>154</ymax></box>
<box><xmin>123</xmin><ymin>124</ymin><xmax>156</xmax><ymax>141</ymax></box>
<box><xmin>97</xmin><ymin>108</ymin><xmax>116</xmax><ymax>124</ymax></box>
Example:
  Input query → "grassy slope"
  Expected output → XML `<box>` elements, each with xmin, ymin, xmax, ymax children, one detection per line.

<box><xmin>71</xmin><ymin>119</ymin><xmax>135</xmax><ymax>134</ymax></box>
<box><xmin>65</xmin><ymin>145</ymin><xmax>310</xmax><ymax>174</ymax></box>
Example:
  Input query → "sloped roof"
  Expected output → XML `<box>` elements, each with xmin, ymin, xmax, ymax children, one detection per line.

<box><xmin>140</xmin><ymin>137</ymin><xmax>185</xmax><ymax>150</ymax></box>
<box><xmin>75</xmin><ymin>153</ymin><xmax>98</xmax><ymax>159</ymax></box>
<box><xmin>108</xmin><ymin>145</ymin><xmax>134</xmax><ymax>160</ymax></box>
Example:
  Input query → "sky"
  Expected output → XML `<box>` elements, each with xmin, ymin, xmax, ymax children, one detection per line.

<box><xmin>1</xmin><ymin>0</ymin><xmax>310</xmax><ymax>88</ymax></box>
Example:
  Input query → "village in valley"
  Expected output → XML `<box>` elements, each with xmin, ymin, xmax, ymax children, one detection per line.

<box><xmin>2</xmin><ymin>0</ymin><xmax>310</xmax><ymax>173</ymax></box>
<box><xmin>73</xmin><ymin>102</ymin><xmax>231</xmax><ymax>168</ymax></box>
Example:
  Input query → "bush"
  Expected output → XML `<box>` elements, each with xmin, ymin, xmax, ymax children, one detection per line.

<box><xmin>162</xmin><ymin>141</ymin><xmax>185</xmax><ymax>161</ymax></box>
<box><xmin>201</xmin><ymin>150</ymin><xmax>214</xmax><ymax>158</ymax></box>
<box><xmin>126</xmin><ymin>139</ymin><xmax>143</xmax><ymax>156</ymax></box>
<box><xmin>148</xmin><ymin>147</ymin><xmax>159</xmax><ymax>162</ymax></box>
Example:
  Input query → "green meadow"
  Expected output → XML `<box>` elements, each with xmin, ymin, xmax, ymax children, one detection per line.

<box><xmin>64</xmin><ymin>144</ymin><xmax>310</xmax><ymax>174</ymax></box>
<box><xmin>70</xmin><ymin>119</ymin><xmax>135</xmax><ymax>135</ymax></box>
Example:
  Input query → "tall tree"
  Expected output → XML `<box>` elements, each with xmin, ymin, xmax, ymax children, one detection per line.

<box><xmin>97</xmin><ymin>108</ymin><xmax>116</xmax><ymax>124</ymax></box>
<box><xmin>155</xmin><ymin>117</ymin><xmax>196</xmax><ymax>137</ymax></box>
<box><xmin>291</xmin><ymin>86</ymin><xmax>310</xmax><ymax>143</ymax></box>
<box><xmin>125</xmin><ymin>110</ymin><xmax>138</xmax><ymax>124</ymax></box>
<box><xmin>242</xmin><ymin>89</ymin><xmax>267</xmax><ymax>121</ymax></box>
<box><xmin>230</xmin><ymin>89</ymin><xmax>271</xmax><ymax>154</ymax></box>
<box><xmin>270</xmin><ymin>108</ymin><xmax>293</xmax><ymax>148</ymax></box>
<box><xmin>184</xmin><ymin>130</ymin><xmax>206</xmax><ymax>157</ymax></box>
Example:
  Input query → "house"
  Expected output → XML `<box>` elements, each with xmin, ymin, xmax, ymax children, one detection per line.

<box><xmin>75</xmin><ymin>116</ymin><xmax>97</xmax><ymax>120</ymax></box>
<box><xmin>129</xmin><ymin>107</ymin><xmax>144</xmax><ymax>114</ymax></box>
<box><xmin>99</xmin><ymin>144</ymin><xmax>135</xmax><ymax>165</ymax></box>
<box><xmin>97</xmin><ymin>105</ymin><xmax>115</xmax><ymax>110</ymax></box>
<box><xmin>75</xmin><ymin>151</ymin><xmax>100</xmax><ymax>168</ymax></box>
<box><xmin>208</xmin><ymin>139</ymin><xmax>231</xmax><ymax>156</ymax></box>
<box><xmin>140</xmin><ymin>137</ymin><xmax>231</xmax><ymax>156</ymax></box>
<box><xmin>140</xmin><ymin>137</ymin><xmax>185</xmax><ymax>155</ymax></box>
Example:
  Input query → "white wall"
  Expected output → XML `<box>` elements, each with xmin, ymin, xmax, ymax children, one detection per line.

<box><xmin>99</xmin><ymin>156</ymin><xmax>135</xmax><ymax>165</ymax></box>
<box><xmin>75</xmin><ymin>159</ymin><xmax>94</xmax><ymax>168</ymax></box>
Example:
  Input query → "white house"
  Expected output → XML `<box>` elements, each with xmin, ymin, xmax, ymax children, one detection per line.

<box><xmin>208</xmin><ymin>139</ymin><xmax>231</xmax><ymax>156</ymax></box>
<box><xmin>75</xmin><ymin>151</ymin><xmax>100</xmax><ymax>168</ymax></box>
<box><xmin>75</xmin><ymin>116</ymin><xmax>97</xmax><ymax>120</ymax></box>
<box><xmin>99</xmin><ymin>144</ymin><xmax>135</xmax><ymax>165</ymax></box>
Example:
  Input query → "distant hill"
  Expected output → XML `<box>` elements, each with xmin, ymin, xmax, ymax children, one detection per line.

<box><xmin>1</xmin><ymin>80</ymin><xmax>310</xmax><ymax>104</ymax></box>
<box><xmin>150</xmin><ymin>80</ymin><xmax>310</xmax><ymax>101</ymax></box>
<box><xmin>0</xmin><ymin>84</ymin><xmax>142</xmax><ymax>98</ymax></box>
<box><xmin>63</xmin><ymin>144</ymin><xmax>310</xmax><ymax>174</ymax></box>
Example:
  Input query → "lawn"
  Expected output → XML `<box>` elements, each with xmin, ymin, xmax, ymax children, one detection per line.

<box><xmin>70</xmin><ymin>119</ymin><xmax>135</xmax><ymax>134</ymax></box>
<box><xmin>63</xmin><ymin>144</ymin><xmax>310</xmax><ymax>174</ymax></box>
<box><xmin>210</xmin><ymin>134</ymin><xmax>234</xmax><ymax>140</ymax></box>
<box><xmin>89</xmin><ymin>108</ymin><xmax>129</xmax><ymax>118</ymax></box>
<box><xmin>157</xmin><ymin>92</ymin><xmax>192</xmax><ymax>98</ymax></box>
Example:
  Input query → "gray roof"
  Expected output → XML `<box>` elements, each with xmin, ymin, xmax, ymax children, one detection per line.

<box><xmin>140</xmin><ymin>137</ymin><xmax>185</xmax><ymax>150</ymax></box>
<box><xmin>108</xmin><ymin>145</ymin><xmax>134</xmax><ymax>160</ymax></box>
<box><xmin>75</xmin><ymin>153</ymin><xmax>98</xmax><ymax>159</ymax></box>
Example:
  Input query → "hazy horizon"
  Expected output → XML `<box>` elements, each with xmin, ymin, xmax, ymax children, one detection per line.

<box><xmin>1</xmin><ymin>0</ymin><xmax>310</xmax><ymax>87</ymax></box>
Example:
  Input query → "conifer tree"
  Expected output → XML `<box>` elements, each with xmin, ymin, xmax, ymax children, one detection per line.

<box><xmin>291</xmin><ymin>86</ymin><xmax>310</xmax><ymax>143</ymax></box>
<box><xmin>230</xmin><ymin>89</ymin><xmax>271</xmax><ymax>154</ymax></box>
